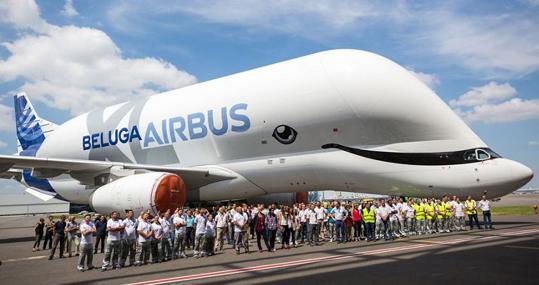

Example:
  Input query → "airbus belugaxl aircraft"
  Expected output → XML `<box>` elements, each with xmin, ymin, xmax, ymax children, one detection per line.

<box><xmin>0</xmin><ymin>49</ymin><xmax>533</xmax><ymax>215</ymax></box>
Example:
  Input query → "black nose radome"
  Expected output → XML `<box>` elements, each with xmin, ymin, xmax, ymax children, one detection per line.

<box><xmin>272</xmin><ymin>125</ymin><xmax>298</xmax><ymax>144</ymax></box>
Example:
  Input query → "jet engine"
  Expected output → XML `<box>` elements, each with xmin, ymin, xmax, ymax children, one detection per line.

<box><xmin>89</xmin><ymin>172</ymin><xmax>186</xmax><ymax>215</ymax></box>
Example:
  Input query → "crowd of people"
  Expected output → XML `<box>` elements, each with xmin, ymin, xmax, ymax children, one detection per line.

<box><xmin>31</xmin><ymin>194</ymin><xmax>495</xmax><ymax>272</ymax></box>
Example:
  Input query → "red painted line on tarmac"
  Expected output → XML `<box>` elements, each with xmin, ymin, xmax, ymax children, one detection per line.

<box><xmin>127</xmin><ymin>227</ymin><xmax>539</xmax><ymax>285</ymax></box>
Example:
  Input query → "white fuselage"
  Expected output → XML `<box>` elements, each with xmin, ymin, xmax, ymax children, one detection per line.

<box><xmin>28</xmin><ymin>50</ymin><xmax>532</xmax><ymax>203</ymax></box>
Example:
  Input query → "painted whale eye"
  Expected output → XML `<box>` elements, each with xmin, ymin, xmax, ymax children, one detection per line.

<box><xmin>272</xmin><ymin>125</ymin><xmax>298</xmax><ymax>144</ymax></box>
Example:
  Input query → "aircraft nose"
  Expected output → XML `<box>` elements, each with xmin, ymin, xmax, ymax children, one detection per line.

<box><xmin>511</xmin><ymin>160</ymin><xmax>534</xmax><ymax>186</ymax></box>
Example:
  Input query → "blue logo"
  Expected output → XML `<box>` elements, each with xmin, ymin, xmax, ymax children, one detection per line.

<box><xmin>83</xmin><ymin>103</ymin><xmax>250</xmax><ymax>150</ymax></box>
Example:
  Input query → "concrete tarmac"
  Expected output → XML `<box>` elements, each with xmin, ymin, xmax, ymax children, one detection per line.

<box><xmin>0</xmin><ymin>215</ymin><xmax>538</xmax><ymax>285</ymax></box>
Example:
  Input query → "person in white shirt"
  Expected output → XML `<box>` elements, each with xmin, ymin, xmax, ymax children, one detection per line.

<box><xmin>214</xmin><ymin>206</ymin><xmax>229</xmax><ymax>252</ymax></box>
<box><xmin>478</xmin><ymin>195</ymin><xmax>494</xmax><ymax>229</ymax></box>
<box><xmin>333</xmin><ymin>202</ymin><xmax>347</xmax><ymax>243</ymax></box>
<box><xmin>306</xmin><ymin>204</ymin><xmax>318</xmax><ymax>246</ymax></box>
<box><xmin>453</xmin><ymin>197</ymin><xmax>466</xmax><ymax>231</ymax></box>
<box><xmin>101</xmin><ymin>211</ymin><xmax>124</xmax><ymax>271</ymax></box>
<box><xmin>232</xmin><ymin>206</ymin><xmax>249</xmax><ymax>254</ymax></box>
<box><xmin>449</xmin><ymin>195</ymin><xmax>458</xmax><ymax>231</ymax></box>
<box><xmin>403</xmin><ymin>200</ymin><xmax>416</xmax><ymax>235</ymax></box>
<box><xmin>374</xmin><ymin>203</ymin><xmax>383</xmax><ymax>240</ymax></box>
<box><xmin>388</xmin><ymin>201</ymin><xmax>399</xmax><ymax>239</ymax></box>
<box><xmin>150</xmin><ymin>217</ymin><xmax>163</xmax><ymax>263</ymax></box>
<box><xmin>378</xmin><ymin>200</ymin><xmax>392</xmax><ymax>241</ymax></box>
<box><xmin>120</xmin><ymin>210</ymin><xmax>137</xmax><ymax>267</ymax></box>
<box><xmin>172</xmin><ymin>209</ymin><xmax>187</xmax><ymax>259</ymax></box>
<box><xmin>193</xmin><ymin>209</ymin><xmax>207</xmax><ymax>257</ymax></box>
<box><xmin>204</xmin><ymin>214</ymin><xmax>217</xmax><ymax>256</ymax></box>
<box><xmin>297</xmin><ymin>204</ymin><xmax>308</xmax><ymax>244</ymax></box>
<box><xmin>135</xmin><ymin>212</ymin><xmax>153</xmax><ymax>266</ymax></box>
<box><xmin>159</xmin><ymin>212</ymin><xmax>172</xmax><ymax>261</ymax></box>
<box><xmin>77</xmin><ymin>214</ymin><xmax>96</xmax><ymax>271</ymax></box>
<box><xmin>314</xmin><ymin>203</ymin><xmax>326</xmax><ymax>241</ymax></box>
<box><xmin>65</xmin><ymin>216</ymin><xmax>80</xmax><ymax>258</ymax></box>
<box><xmin>396</xmin><ymin>198</ymin><xmax>406</xmax><ymax>237</ymax></box>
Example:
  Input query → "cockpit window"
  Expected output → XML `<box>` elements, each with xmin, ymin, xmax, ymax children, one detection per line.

<box><xmin>464</xmin><ymin>151</ymin><xmax>477</xmax><ymax>161</ymax></box>
<box><xmin>485</xmin><ymin>148</ymin><xmax>502</xmax><ymax>158</ymax></box>
<box><xmin>476</xmin><ymin>149</ymin><xmax>490</xmax><ymax>161</ymax></box>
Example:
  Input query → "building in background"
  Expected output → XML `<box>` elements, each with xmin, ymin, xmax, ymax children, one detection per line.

<box><xmin>0</xmin><ymin>193</ymin><xmax>69</xmax><ymax>216</ymax></box>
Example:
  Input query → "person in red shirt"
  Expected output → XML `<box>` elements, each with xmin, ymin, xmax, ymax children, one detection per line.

<box><xmin>254</xmin><ymin>211</ymin><xmax>270</xmax><ymax>252</ymax></box>
<box><xmin>352</xmin><ymin>204</ymin><xmax>362</xmax><ymax>241</ymax></box>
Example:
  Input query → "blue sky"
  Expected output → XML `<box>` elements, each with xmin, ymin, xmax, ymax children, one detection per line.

<box><xmin>0</xmin><ymin>0</ymin><xmax>538</xmax><ymax>194</ymax></box>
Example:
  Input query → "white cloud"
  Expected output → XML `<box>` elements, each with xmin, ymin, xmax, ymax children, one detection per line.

<box><xmin>530</xmin><ymin>141</ymin><xmax>539</xmax><ymax>146</ymax></box>
<box><xmin>0</xmin><ymin>104</ymin><xmax>13</xmax><ymax>132</ymax></box>
<box><xmin>449</xmin><ymin>82</ymin><xmax>517</xmax><ymax>108</ymax></box>
<box><xmin>452</xmin><ymin>82</ymin><xmax>539</xmax><ymax>124</ymax></box>
<box><xmin>0</xmin><ymin>0</ymin><xmax>50</xmax><ymax>32</ymax></box>
<box><xmin>415</xmin><ymin>9</ymin><xmax>539</xmax><ymax>78</ymax></box>
<box><xmin>62</xmin><ymin>0</ymin><xmax>79</xmax><ymax>17</ymax></box>
<box><xmin>107</xmin><ymin>0</ymin><xmax>407</xmax><ymax>38</ymax></box>
<box><xmin>407</xmin><ymin>69</ymin><xmax>440</xmax><ymax>89</ymax></box>
<box><xmin>0</xmin><ymin>0</ymin><xmax>197</xmax><ymax>115</ymax></box>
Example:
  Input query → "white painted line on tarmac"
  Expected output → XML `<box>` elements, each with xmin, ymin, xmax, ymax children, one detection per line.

<box><xmin>3</xmin><ymin>255</ymin><xmax>48</xmax><ymax>263</ymax></box>
<box><xmin>126</xmin><ymin>227</ymin><xmax>539</xmax><ymax>285</ymax></box>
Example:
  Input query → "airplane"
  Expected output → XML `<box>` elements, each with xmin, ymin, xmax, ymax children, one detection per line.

<box><xmin>0</xmin><ymin>49</ymin><xmax>533</xmax><ymax>215</ymax></box>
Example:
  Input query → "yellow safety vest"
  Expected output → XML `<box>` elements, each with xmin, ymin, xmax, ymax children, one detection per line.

<box><xmin>426</xmin><ymin>203</ymin><xmax>435</xmax><ymax>220</ymax></box>
<box><xmin>362</xmin><ymin>208</ymin><xmax>375</xmax><ymax>223</ymax></box>
<box><xmin>437</xmin><ymin>203</ymin><xmax>446</xmax><ymax>219</ymax></box>
<box><xmin>465</xmin><ymin>200</ymin><xmax>477</xmax><ymax>215</ymax></box>
<box><xmin>444</xmin><ymin>202</ymin><xmax>452</xmax><ymax>218</ymax></box>
<box><xmin>415</xmin><ymin>203</ymin><xmax>426</xmax><ymax>220</ymax></box>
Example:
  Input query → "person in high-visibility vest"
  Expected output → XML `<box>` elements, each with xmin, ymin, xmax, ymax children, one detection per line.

<box><xmin>362</xmin><ymin>202</ymin><xmax>376</xmax><ymax>242</ymax></box>
<box><xmin>465</xmin><ymin>196</ymin><xmax>482</xmax><ymax>230</ymax></box>
<box><xmin>436</xmin><ymin>200</ymin><xmax>447</xmax><ymax>233</ymax></box>
<box><xmin>414</xmin><ymin>199</ymin><xmax>426</xmax><ymax>235</ymax></box>
<box><xmin>426</xmin><ymin>199</ymin><xmax>436</xmax><ymax>234</ymax></box>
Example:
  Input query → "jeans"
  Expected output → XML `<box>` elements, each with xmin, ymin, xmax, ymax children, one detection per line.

<box><xmin>364</xmin><ymin>223</ymin><xmax>375</xmax><ymax>241</ymax></box>
<box><xmin>204</xmin><ymin>236</ymin><xmax>215</xmax><ymax>254</ymax></box>
<box><xmin>94</xmin><ymin>235</ymin><xmax>105</xmax><ymax>253</ymax></box>
<box><xmin>468</xmin><ymin>214</ymin><xmax>481</xmax><ymax>229</ymax></box>
<box><xmin>281</xmin><ymin>226</ymin><xmax>290</xmax><ymax>247</ymax></box>
<box><xmin>353</xmin><ymin>221</ymin><xmax>361</xmax><ymax>238</ymax></box>
<box><xmin>234</xmin><ymin>231</ymin><xmax>249</xmax><ymax>252</ymax></box>
<box><xmin>173</xmin><ymin>233</ymin><xmax>186</xmax><ymax>258</ymax></box>
<box><xmin>382</xmin><ymin>220</ymin><xmax>391</xmax><ymax>240</ymax></box>
<box><xmin>43</xmin><ymin>231</ymin><xmax>53</xmax><ymax>250</ymax></box>
<box><xmin>298</xmin><ymin>222</ymin><xmax>307</xmax><ymax>243</ymax></box>
<box><xmin>33</xmin><ymin>233</ymin><xmax>43</xmax><ymax>249</ymax></box>
<box><xmin>307</xmin><ymin>223</ymin><xmax>318</xmax><ymax>244</ymax></box>
<box><xmin>150</xmin><ymin>239</ymin><xmax>161</xmax><ymax>262</ymax></box>
<box><xmin>160</xmin><ymin>236</ymin><xmax>172</xmax><ymax>260</ymax></box>
<box><xmin>335</xmin><ymin>220</ymin><xmax>344</xmax><ymax>242</ymax></box>
<box><xmin>66</xmin><ymin>235</ymin><xmax>80</xmax><ymax>256</ymax></box>
<box><xmin>78</xmin><ymin>243</ymin><xmax>94</xmax><ymax>269</ymax></box>
<box><xmin>194</xmin><ymin>233</ymin><xmax>205</xmax><ymax>255</ymax></box>
<box><xmin>185</xmin><ymin>227</ymin><xmax>194</xmax><ymax>248</ymax></box>
<box><xmin>120</xmin><ymin>239</ymin><xmax>136</xmax><ymax>266</ymax></box>
<box><xmin>256</xmin><ymin>230</ymin><xmax>270</xmax><ymax>251</ymax></box>
<box><xmin>482</xmin><ymin>211</ymin><xmax>493</xmax><ymax>229</ymax></box>
<box><xmin>327</xmin><ymin>222</ymin><xmax>335</xmax><ymax>240</ymax></box>
<box><xmin>135</xmin><ymin>241</ymin><xmax>150</xmax><ymax>265</ymax></box>
<box><xmin>266</xmin><ymin>229</ymin><xmax>276</xmax><ymax>250</ymax></box>
<box><xmin>405</xmin><ymin>217</ymin><xmax>416</xmax><ymax>234</ymax></box>
<box><xmin>416</xmin><ymin>219</ymin><xmax>426</xmax><ymax>234</ymax></box>
<box><xmin>456</xmin><ymin>216</ymin><xmax>466</xmax><ymax>230</ymax></box>
<box><xmin>102</xmin><ymin>240</ymin><xmax>121</xmax><ymax>268</ymax></box>
<box><xmin>50</xmin><ymin>233</ymin><xmax>65</xmax><ymax>258</ymax></box>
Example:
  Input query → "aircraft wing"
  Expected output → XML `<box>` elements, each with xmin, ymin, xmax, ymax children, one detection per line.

<box><xmin>0</xmin><ymin>154</ymin><xmax>236</xmax><ymax>189</ymax></box>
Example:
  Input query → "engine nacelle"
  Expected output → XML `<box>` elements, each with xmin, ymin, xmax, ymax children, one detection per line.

<box><xmin>89</xmin><ymin>172</ymin><xmax>186</xmax><ymax>215</ymax></box>
<box><xmin>245</xmin><ymin>192</ymin><xmax>309</xmax><ymax>206</ymax></box>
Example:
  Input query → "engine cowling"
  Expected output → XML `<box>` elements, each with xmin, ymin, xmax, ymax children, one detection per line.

<box><xmin>89</xmin><ymin>172</ymin><xmax>186</xmax><ymax>215</ymax></box>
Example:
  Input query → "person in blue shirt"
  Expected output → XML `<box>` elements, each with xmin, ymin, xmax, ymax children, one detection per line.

<box><xmin>94</xmin><ymin>215</ymin><xmax>107</xmax><ymax>254</ymax></box>
<box><xmin>48</xmin><ymin>215</ymin><xmax>67</xmax><ymax>260</ymax></box>
<box><xmin>185</xmin><ymin>210</ymin><xmax>195</xmax><ymax>249</ymax></box>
